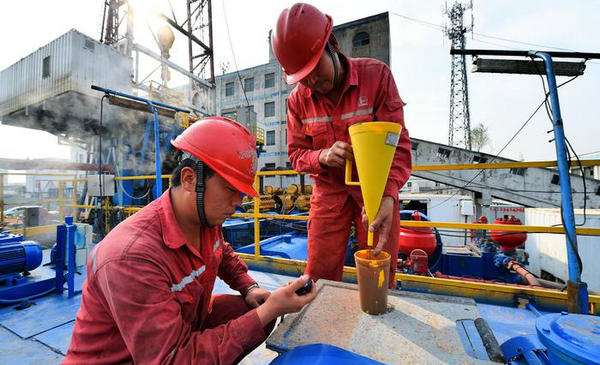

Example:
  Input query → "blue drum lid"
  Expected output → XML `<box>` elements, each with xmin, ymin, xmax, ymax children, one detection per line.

<box><xmin>536</xmin><ymin>312</ymin><xmax>600</xmax><ymax>364</ymax></box>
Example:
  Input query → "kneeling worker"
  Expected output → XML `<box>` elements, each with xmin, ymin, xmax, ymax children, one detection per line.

<box><xmin>64</xmin><ymin>117</ymin><xmax>316</xmax><ymax>364</ymax></box>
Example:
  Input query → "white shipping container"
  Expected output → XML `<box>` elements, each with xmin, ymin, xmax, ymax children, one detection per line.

<box><xmin>0</xmin><ymin>29</ymin><xmax>132</xmax><ymax>117</ymax></box>
<box><xmin>399</xmin><ymin>193</ymin><xmax>475</xmax><ymax>247</ymax></box>
<box><xmin>524</xmin><ymin>208</ymin><xmax>600</xmax><ymax>293</ymax></box>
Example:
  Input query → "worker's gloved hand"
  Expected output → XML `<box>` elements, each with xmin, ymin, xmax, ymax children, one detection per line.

<box><xmin>318</xmin><ymin>141</ymin><xmax>353</xmax><ymax>168</ymax></box>
<box><xmin>362</xmin><ymin>196</ymin><xmax>395</xmax><ymax>256</ymax></box>
<box><xmin>256</xmin><ymin>275</ymin><xmax>317</xmax><ymax>327</ymax></box>
<box><xmin>244</xmin><ymin>286</ymin><xmax>271</xmax><ymax>308</ymax></box>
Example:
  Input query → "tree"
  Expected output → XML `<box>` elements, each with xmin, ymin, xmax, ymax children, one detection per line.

<box><xmin>471</xmin><ymin>123</ymin><xmax>490</xmax><ymax>152</ymax></box>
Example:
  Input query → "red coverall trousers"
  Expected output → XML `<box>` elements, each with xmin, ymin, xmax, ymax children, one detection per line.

<box><xmin>306</xmin><ymin>188</ymin><xmax>400</xmax><ymax>288</ymax></box>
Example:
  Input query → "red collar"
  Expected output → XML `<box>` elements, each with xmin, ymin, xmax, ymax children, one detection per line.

<box><xmin>158</xmin><ymin>189</ymin><xmax>206</xmax><ymax>258</ymax></box>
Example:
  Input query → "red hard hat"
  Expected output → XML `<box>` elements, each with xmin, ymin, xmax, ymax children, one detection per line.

<box><xmin>271</xmin><ymin>3</ymin><xmax>333</xmax><ymax>84</ymax></box>
<box><xmin>171</xmin><ymin>117</ymin><xmax>258</xmax><ymax>197</ymax></box>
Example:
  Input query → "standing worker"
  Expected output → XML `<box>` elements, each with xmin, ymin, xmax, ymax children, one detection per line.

<box><xmin>64</xmin><ymin>117</ymin><xmax>316</xmax><ymax>364</ymax></box>
<box><xmin>271</xmin><ymin>3</ymin><xmax>412</xmax><ymax>288</ymax></box>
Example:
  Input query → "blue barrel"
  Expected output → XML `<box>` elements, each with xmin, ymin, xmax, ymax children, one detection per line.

<box><xmin>536</xmin><ymin>312</ymin><xmax>600</xmax><ymax>364</ymax></box>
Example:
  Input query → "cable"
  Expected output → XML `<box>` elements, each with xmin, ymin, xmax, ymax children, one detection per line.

<box><xmin>427</xmin><ymin>60</ymin><xmax>587</xmax><ymax>212</ymax></box>
<box><xmin>389</xmin><ymin>10</ymin><xmax>600</xmax><ymax>66</ymax></box>
<box><xmin>566</xmin><ymin>137</ymin><xmax>587</xmax><ymax>226</ymax></box>
<box><xmin>427</xmin><ymin>98</ymin><xmax>547</xmax><ymax>211</ymax></box>
<box><xmin>390</xmin><ymin>11</ymin><xmax>444</xmax><ymax>31</ymax></box>
<box><xmin>531</xmin><ymin>58</ymin><xmax>588</xmax><ymax>227</ymax></box>
<box><xmin>221</xmin><ymin>0</ymin><xmax>251</xmax><ymax>108</ymax></box>
<box><xmin>473</xmin><ymin>31</ymin><xmax>573</xmax><ymax>52</ymax></box>
<box><xmin>116</xmin><ymin>179</ymin><xmax>152</xmax><ymax>200</ymax></box>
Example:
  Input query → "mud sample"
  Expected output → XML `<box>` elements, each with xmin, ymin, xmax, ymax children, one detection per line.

<box><xmin>354</xmin><ymin>249</ymin><xmax>390</xmax><ymax>315</ymax></box>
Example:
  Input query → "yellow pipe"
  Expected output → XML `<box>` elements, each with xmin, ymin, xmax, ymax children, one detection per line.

<box><xmin>58</xmin><ymin>181</ymin><xmax>64</xmax><ymax>221</ymax></box>
<box><xmin>72</xmin><ymin>181</ymin><xmax>78</xmax><ymax>220</ymax></box>
<box><xmin>235</xmin><ymin>253</ymin><xmax>600</xmax><ymax>314</ymax></box>
<box><xmin>233</xmin><ymin>213</ymin><xmax>308</xmax><ymax>220</ymax></box>
<box><xmin>413</xmin><ymin>159</ymin><xmax>600</xmax><ymax>171</ymax></box>
<box><xmin>256</xmin><ymin>170</ymin><xmax>302</xmax><ymax>176</ymax></box>
<box><xmin>9</xmin><ymin>224</ymin><xmax>57</xmax><ymax>237</ymax></box>
<box><xmin>104</xmin><ymin>197</ymin><xmax>111</xmax><ymax>234</ymax></box>
<box><xmin>253</xmin><ymin>175</ymin><xmax>260</xmax><ymax>258</ymax></box>
<box><xmin>400</xmin><ymin>220</ymin><xmax>600</xmax><ymax>235</ymax></box>
<box><xmin>114</xmin><ymin>175</ymin><xmax>171</xmax><ymax>180</ymax></box>
<box><xmin>59</xmin><ymin>204</ymin><xmax>145</xmax><ymax>212</ymax></box>
<box><xmin>3</xmin><ymin>172</ymin><xmax>76</xmax><ymax>177</ymax></box>
<box><xmin>60</xmin><ymin>204</ymin><xmax>95</xmax><ymax>209</ymax></box>
<box><xmin>0</xmin><ymin>173</ymin><xmax>4</xmax><ymax>223</ymax></box>
<box><xmin>241</xmin><ymin>160</ymin><xmax>600</xmax><ymax>176</ymax></box>
<box><xmin>2</xmin><ymin>200</ymin><xmax>74</xmax><ymax>205</ymax></box>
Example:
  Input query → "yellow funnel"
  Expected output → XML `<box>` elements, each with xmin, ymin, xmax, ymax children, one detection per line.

<box><xmin>345</xmin><ymin>122</ymin><xmax>402</xmax><ymax>247</ymax></box>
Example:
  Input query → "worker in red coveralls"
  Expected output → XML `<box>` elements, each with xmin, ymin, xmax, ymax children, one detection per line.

<box><xmin>271</xmin><ymin>3</ymin><xmax>412</xmax><ymax>288</ymax></box>
<box><xmin>64</xmin><ymin>117</ymin><xmax>316</xmax><ymax>364</ymax></box>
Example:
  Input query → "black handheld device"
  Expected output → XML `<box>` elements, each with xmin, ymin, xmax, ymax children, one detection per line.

<box><xmin>295</xmin><ymin>279</ymin><xmax>313</xmax><ymax>296</ymax></box>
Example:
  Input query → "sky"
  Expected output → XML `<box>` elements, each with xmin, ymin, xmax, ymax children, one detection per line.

<box><xmin>0</xmin><ymin>0</ymin><xmax>599</xmax><ymax>162</ymax></box>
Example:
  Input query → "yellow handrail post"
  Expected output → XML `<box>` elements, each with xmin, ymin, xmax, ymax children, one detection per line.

<box><xmin>253</xmin><ymin>175</ymin><xmax>260</xmax><ymax>258</ymax></box>
<box><xmin>58</xmin><ymin>181</ymin><xmax>64</xmax><ymax>222</ymax></box>
<box><xmin>72</xmin><ymin>180</ymin><xmax>78</xmax><ymax>221</ymax></box>
<box><xmin>104</xmin><ymin>197</ymin><xmax>111</xmax><ymax>234</ymax></box>
<box><xmin>0</xmin><ymin>173</ymin><xmax>4</xmax><ymax>224</ymax></box>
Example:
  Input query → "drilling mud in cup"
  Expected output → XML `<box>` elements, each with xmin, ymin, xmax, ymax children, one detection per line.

<box><xmin>354</xmin><ymin>249</ymin><xmax>390</xmax><ymax>315</ymax></box>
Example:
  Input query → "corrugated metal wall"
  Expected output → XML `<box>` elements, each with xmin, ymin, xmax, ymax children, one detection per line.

<box><xmin>525</xmin><ymin>208</ymin><xmax>600</xmax><ymax>292</ymax></box>
<box><xmin>0</xmin><ymin>29</ymin><xmax>132</xmax><ymax>116</ymax></box>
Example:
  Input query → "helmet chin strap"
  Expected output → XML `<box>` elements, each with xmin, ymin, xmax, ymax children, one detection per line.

<box><xmin>181</xmin><ymin>152</ymin><xmax>209</xmax><ymax>227</ymax></box>
<box><xmin>325</xmin><ymin>43</ymin><xmax>339</xmax><ymax>90</ymax></box>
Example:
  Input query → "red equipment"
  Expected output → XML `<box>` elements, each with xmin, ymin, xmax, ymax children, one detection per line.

<box><xmin>408</xmin><ymin>249</ymin><xmax>429</xmax><ymax>275</ymax></box>
<box><xmin>399</xmin><ymin>211</ymin><xmax>436</xmax><ymax>255</ymax></box>
<box><xmin>470</xmin><ymin>215</ymin><xmax>488</xmax><ymax>243</ymax></box>
<box><xmin>490</xmin><ymin>215</ymin><xmax>527</xmax><ymax>252</ymax></box>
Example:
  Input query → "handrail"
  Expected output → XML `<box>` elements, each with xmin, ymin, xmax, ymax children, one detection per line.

<box><xmin>413</xmin><ymin>159</ymin><xmax>600</xmax><ymax>171</ymax></box>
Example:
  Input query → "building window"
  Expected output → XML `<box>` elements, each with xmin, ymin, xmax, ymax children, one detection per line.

<box><xmin>266</xmin><ymin>130</ymin><xmax>275</xmax><ymax>146</ymax></box>
<box><xmin>84</xmin><ymin>39</ymin><xmax>95</xmax><ymax>51</ymax></box>
<box><xmin>510</xmin><ymin>168</ymin><xmax>526</xmax><ymax>176</ymax></box>
<box><xmin>264</xmin><ymin>101</ymin><xmax>275</xmax><ymax>117</ymax></box>
<box><xmin>352</xmin><ymin>32</ymin><xmax>370</xmax><ymax>47</ymax></box>
<box><xmin>265</xmin><ymin>72</ymin><xmax>275</xmax><ymax>88</ymax></box>
<box><xmin>437</xmin><ymin>148</ymin><xmax>451</xmax><ymax>159</ymax></box>
<box><xmin>222</xmin><ymin>111</ymin><xmax>236</xmax><ymax>120</ymax></box>
<box><xmin>244</xmin><ymin>77</ymin><xmax>254</xmax><ymax>92</ymax></box>
<box><xmin>42</xmin><ymin>56</ymin><xmax>50</xmax><ymax>78</ymax></box>
<box><xmin>225</xmin><ymin>82</ymin><xmax>234</xmax><ymax>96</ymax></box>
<box><xmin>265</xmin><ymin>162</ymin><xmax>276</xmax><ymax>170</ymax></box>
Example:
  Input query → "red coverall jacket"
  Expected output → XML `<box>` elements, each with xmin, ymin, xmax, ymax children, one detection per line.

<box><xmin>63</xmin><ymin>190</ymin><xmax>264</xmax><ymax>364</ymax></box>
<box><xmin>287</xmin><ymin>55</ymin><xmax>412</xmax><ymax>283</ymax></box>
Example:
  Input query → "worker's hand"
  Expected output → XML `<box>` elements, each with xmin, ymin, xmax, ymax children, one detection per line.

<box><xmin>362</xmin><ymin>196</ymin><xmax>395</xmax><ymax>256</ymax></box>
<box><xmin>244</xmin><ymin>287</ymin><xmax>271</xmax><ymax>308</ymax></box>
<box><xmin>318</xmin><ymin>141</ymin><xmax>353</xmax><ymax>168</ymax></box>
<box><xmin>256</xmin><ymin>275</ymin><xmax>317</xmax><ymax>326</ymax></box>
